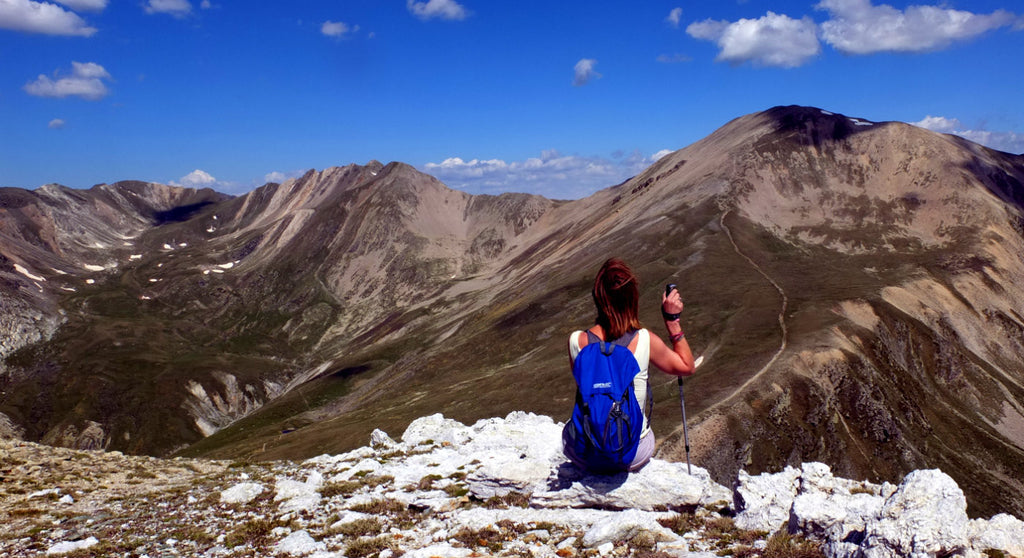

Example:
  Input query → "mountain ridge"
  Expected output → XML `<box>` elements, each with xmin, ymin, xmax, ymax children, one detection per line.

<box><xmin>2</xmin><ymin>105</ymin><xmax>1024</xmax><ymax>517</ymax></box>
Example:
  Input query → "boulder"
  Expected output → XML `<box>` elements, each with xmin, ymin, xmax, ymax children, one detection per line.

<box><xmin>275</xmin><ymin>470</ymin><xmax>324</xmax><ymax>514</ymax></box>
<box><xmin>273</xmin><ymin>530</ymin><xmax>325</xmax><ymax>556</ymax></box>
<box><xmin>967</xmin><ymin>513</ymin><xmax>1024</xmax><ymax>557</ymax></box>
<box><xmin>734</xmin><ymin>465</ymin><xmax>801</xmax><ymax>531</ymax></box>
<box><xmin>531</xmin><ymin>459</ymin><xmax>731</xmax><ymax>511</ymax></box>
<box><xmin>581</xmin><ymin>509</ymin><xmax>679</xmax><ymax>548</ymax></box>
<box><xmin>220</xmin><ymin>481</ymin><xmax>266</xmax><ymax>505</ymax></box>
<box><xmin>859</xmin><ymin>469</ymin><xmax>969</xmax><ymax>558</ymax></box>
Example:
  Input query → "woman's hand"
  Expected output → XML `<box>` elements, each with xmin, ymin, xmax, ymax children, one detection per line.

<box><xmin>662</xmin><ymin>286</ymin><xmax>684</xmax><ymax>316</ymax></box>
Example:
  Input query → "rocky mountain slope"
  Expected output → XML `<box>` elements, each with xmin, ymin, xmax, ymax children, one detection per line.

<box><xmin>2</xmin><ymin>412</ymin><xmax>1022</xmax><ymax>558</ymax></box>
<box><xmin>2</xmin><ymin>106</ymin><xmax>1023</xmax><ymax>518</ymax></box>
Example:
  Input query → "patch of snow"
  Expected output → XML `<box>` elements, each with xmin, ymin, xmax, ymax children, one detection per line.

<box><xmin>213</xmin><ymin>215</ymin><xmax>218</xmax><ymax>220</ymax></box>
<box><xmin>149</xmin><ymin>278</ymin><xmax>159</xmax><ymax>283</ymax></box>
<box><xmin>60</xmin><ymin>287</ymin><xmax>76</xmax><ymax>292</ymax></box>
<box><xmin>30</xmin><ymin>488</ymin><xmax>61</xmax><ymax>499</ymax></box>
<box><xmin>217</xmin><ymin>262</ymin><xmax>234</xmax><ymax>269</ymax></box>
<box><xmin>123</xmin><ymin>241</ymin><xmax>133</xmax><ymax>246</ymax></box>
<box><xmin>821</xmin><ymin>110</ymin><xmax>834</xmax><ymax>115</ymax></box>
<box><xmin>52</xmin><ymin>268</ymin><xmax>68</xmax><ymax>275</ymax></box>
<box><xmin>47</xmin><ymin>537</ymin><xmax>98</xmax><ymax>554</ymax></box>
<box><xmin>129</xmin><ymin>254</ymin><xmax>143</xmax><ymax>261</ymax></box>
<box><xmin>849</xmin><ymin>118</ymin><xmax>873</xmax><ymax>126</ymax></box>
<box><xmin>86</xmin><ymin>279</ymin><xmax>95</xmax><ymax>285</ymax></box>
<box><xmin>59</xmin><ymin>494</ymin><xmax>74</xmax><ymax>504</ymax></box>
<box><xmin>203</xmin><ymin>270</ymin><xmax>211</xmax><ymax>275</ymax></box>
<box><xmin>163</xmin><ymin>244</ymin><xmax>174</xmax><ymax>250</ymax></box>
<box><xmin>92</xmin><ymin>242</ymin><xmax>106</xmax><ymax>249</ymax></box>
<box><xmin>83</xmin><ymin>264</ymin><xmax>105</xmax><ymax>272</ymax></box>
<box><xmin>211</xmin><ymin>269</ymin><xmax>224</xmax><ymax>274</ymax></box>
<box><xmin>14</xmin><ymin>264</ymin><xmax>45</xmax><ymax>282</ymax></box>
<box><xmin>206</xmin><ymin>227</ymin><xmax>216</xmax><ymax>233</ymax></box>
<box><xmin>140</xmin><ymin>296</ymin><xmax>151</xmax><ymax>300</ymax></box>
<box><xmin>178</xmin><ymin>243</ymin><xmax>188</xmax><ymax>248</ymax></box>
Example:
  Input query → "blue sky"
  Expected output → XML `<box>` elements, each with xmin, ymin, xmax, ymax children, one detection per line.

<box><xmin>1</xmin><ymin>0</ymin><xmax>1022</xmax><ymax>199</ymax></box>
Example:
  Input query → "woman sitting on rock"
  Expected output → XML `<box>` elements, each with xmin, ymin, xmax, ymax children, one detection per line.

<box><xmin>563</xmin><ymin>258</ymin><xmax>696</xmax><ymax>473</ymax></box>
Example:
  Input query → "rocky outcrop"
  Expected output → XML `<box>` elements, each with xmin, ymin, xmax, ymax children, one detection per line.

<box><xmin>182</xmin><ymin>372</ymin><xmax>284</xmax><ymax>437</ymax></box>
<box><xmin>2</xmin><ymin>412</ymin><xmax>1021</xmax><ymax>558</ymax></box>
<box><xmin>733</xmin><ymin>462</ymin><xmax>1024</xmax><ymax>558</ymax></box>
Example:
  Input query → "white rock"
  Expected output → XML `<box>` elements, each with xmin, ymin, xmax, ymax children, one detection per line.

<box><xmin>275</xmin><ymin>530</ymin><xmax>325</xmax><ymax>556</ymax></box>
<box><xmin>401</xmin><ymin>414</ymin><xmax>471</xmax><ymax>447</ymax></box>
<box><xmin>401</xmin><ymin>543</ymin><xmax>472</xmax><ymax>558</ymax></box>
<box><xmin>58</xmin><ymin>494</ymin><xmax>74</xmax><ymax>504</ymax></box>
<box><xmin>581</xmin><ymin>509</ymin><xmax>678</xmax><ymax>548</ymax></box>
<box><xmin>47</xmin><ymin>537</ymin><xmax>99</xmax><ymax>554</ymax></box>
<box><xmin>469</xmin><ymin>458</ymin><xmax>557</xmax><ymax>499</ymax></box>
<box><xmin>968</xmin><ymin>513</ymin><xmax>1024</xmax><ymax>556</ymax></box>
<box><xmin>596</xmin><ymin>541</ymin><xmax>615</xmax><ymax>555</ymax></box>
<box><xmin>860</xmin><ymin>469</ymin><xmax>968</xmax><ymax>558</ymax></box>
<box><xmin>734</xmin><ymin>466</ymin><xmax>801</xmax><ymax>532</ymax></box>
<box><xmin>370</xmin><ymin>429</ymin><xmax>398</xmax><ymax>449</ymax></box>
<box><xmin>790</xmin><ymin>462</ymin><xmax>883</xmax><ymax>543</ymax></box>
<box><xmin>341</xmin><ymin>459</ymin><xmax>384</xmax><ymax>480</ymax></box>
<box><xmin>220</xmin><ymin>482</ymin><xmax>265</xmax><ymax>504</ymax></box>
<box><xmin>532</xmin><ymin>459</ymin><xmax>729</xmax><ymax>511</ymax></box>
<box><xmin>275</xmin><ymin>470</ymin><xmax>324</xmax><ymax>513</ymax></box>
<box><xmin>557</xmin><ymin>536</ymin><xmax>577</xmax><ymax>549</ymax></box>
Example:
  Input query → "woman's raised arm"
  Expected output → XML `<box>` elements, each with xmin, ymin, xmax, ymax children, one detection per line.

<box><xmin>649</xmin><ymin>287</ymin><xmax>695</xmax><ymax>376</ymax></box>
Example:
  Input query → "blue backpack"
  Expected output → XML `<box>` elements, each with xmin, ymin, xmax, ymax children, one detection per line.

<box><xmin>568</xmin><ymin>330</ymin><xmax>645</xmax><ymax>471</ymax></box>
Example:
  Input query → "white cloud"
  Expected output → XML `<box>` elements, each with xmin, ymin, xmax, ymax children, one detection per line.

<box><xmin>321</xmin><ymin>20</ymin><xmax>354</xmax><ymax>37</ymax></box>
<box><xmin>48</xmin><ymin>118</ymin><xmax>66</xmax><ymax>129</ymax></box>
<box><xmin>912</xmin><ymin>115</ymin><xmax>960</xmax><ymax>133</ymax></box>
<box><xmin>24</xmin><ymin>61</ymin><xmax>112</xmax><ymax>100</ymax></box>
<box><xmin>407</xmin><ymin>0</ymin><xmax>467</xmax><ymax>21</ymax></box>
<box><xmin>0</xmin><ymin>0</ymin><xmax>97</xmax><ymax>36</ymax></box>
<box><xmin>666</xmin><ymin>7</ymin><xmax>682</xmax><ymax>28</ymax></box>
<box><xmin>263</xmin><ymin>170</ymin><xmax>306</xmax><ymax>184</ymax></box>
<box><xmin>422</xmin><ymin>149</ymin><xmax>672</xmax><ymax>198</ymax></box>
<box><xmin>687</xmin><ymin>12</ymin><xmax>821</xmax><ymax>68</ymax></box>
<box><xmin>172</xmin><ymin>169</ymin><xmax>218</xmax><ymax>188</ymax></box>
<box><xmin>144</xmin><ymin>0</ymin><xmax>192</xmax><ymax>18</ymax></box>
<box><xmin>54</xmin><ymin>0</ymin><xmax>107</xmax><ymax>11</ymax></box>
<box><xmin>200</xmin><ymin>0</ymin><xmax>211</xmax><ymax>8</ymax></box>
<box><xmin>573</xmin><ymin>58</ymin><xmax>600</xmax><ymax>86</ymax></box>
<box><xmin>817</xmin><ymin>0</ymin><xmax>1018</xmax><ymax>54</ymax></box>
<box><xmin>652</xmin><ymin>149</ymin><xmax>674</xmax><ymax>161</ymax></box>
<box><xmin>913</xmin><ymin>116</ymin><xmax>1024</xmax><ymax>154</ymax></box>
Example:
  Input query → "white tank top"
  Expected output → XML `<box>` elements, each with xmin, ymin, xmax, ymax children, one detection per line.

<box><xmin>568</xmin><ymin>328</ymin><xmax>652</xmax><ymax>437</ymax></box>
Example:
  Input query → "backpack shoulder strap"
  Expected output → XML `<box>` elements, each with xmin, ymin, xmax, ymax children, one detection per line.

<box><xmin>583</xmin><ymin>329</ymin><xmax>637</xmax><ymax>356</ymax></box>
<box><xmin>584</xmin><ymin>330</ymin><xmax>610</xmax><ymax>356</ymax></box>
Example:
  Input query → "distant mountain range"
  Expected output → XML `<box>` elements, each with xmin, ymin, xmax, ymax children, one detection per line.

<box><xmin>2</xmin><ymin>105</ymin><xmax>1023</xmax><ymax>517</ymax></box>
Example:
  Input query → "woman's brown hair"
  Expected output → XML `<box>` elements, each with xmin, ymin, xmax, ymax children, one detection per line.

<box><xmin>592</xmin><ymin>258</ymin><xmax>641</xmax><ymax>340</ymax></box>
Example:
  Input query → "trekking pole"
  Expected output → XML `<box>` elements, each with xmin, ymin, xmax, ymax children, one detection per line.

<box><xmin>666</xmin><ymin>283</ymin><xmax>694</xmax><ymax>475</ymax></box>
<box><xmin>677</xmin><ymin>376</ymin><xmax>692</xmax><ymax>475</ymax></box>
